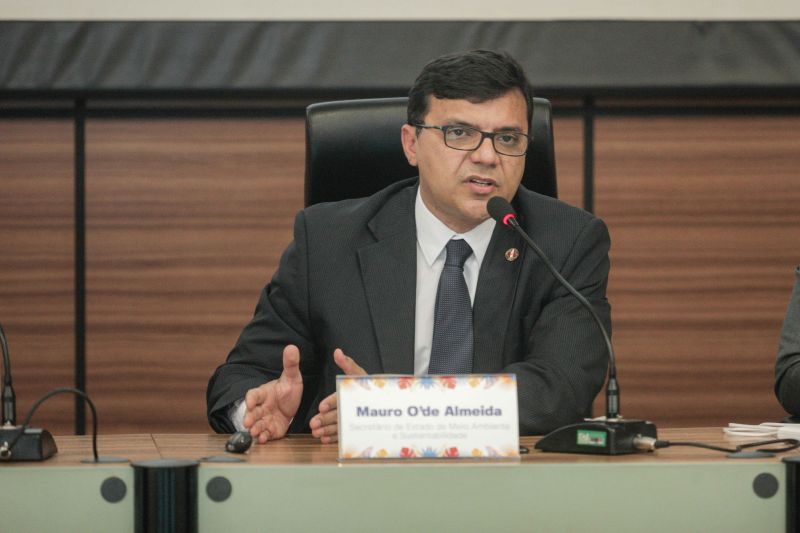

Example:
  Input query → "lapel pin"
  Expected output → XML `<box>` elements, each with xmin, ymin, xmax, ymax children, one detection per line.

<box><xmin>504</xmin><ymin>248</ymin><xmax>520</xmax><ymax>262</ymax></box>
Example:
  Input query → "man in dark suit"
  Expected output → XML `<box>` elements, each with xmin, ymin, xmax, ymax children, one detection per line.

<box><xmin>775</xmin><ymin>266</ymin><xmax>800</xmax><ymax>416</ymax></box>
<box><xmin>207</xmin><ymin>49</ymin><xmax>611</xmax><ymax>442</ymax></box>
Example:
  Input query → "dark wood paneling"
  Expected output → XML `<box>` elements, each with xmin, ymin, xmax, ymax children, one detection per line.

<box><xmin>0</xmin><ymin>120</ymin><xmax>75</xmax><ymax>434</ymax></box>
<box><xmin>85</xmin><ymin>118</ymin><xmax>305</xmax><ymax>433</ymax></box>
<box><xmin>6</xmin><ymin>112</ymin><xmax>799</xmax><ymax>435</ymax></box>
<box><xmin>595</xmin><ymin>115</ymin><xmax>800</xmax><ymax>426</ymax></box>
<box><xmin>551</xmin><ymin>117</ymin><xmax>584</xmax><ymax>209</ymax></box>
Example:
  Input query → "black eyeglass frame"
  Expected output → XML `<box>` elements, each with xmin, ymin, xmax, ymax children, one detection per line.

<box><xmin>413</xmin><ymin>123</ymin><xmax>532</xmax><ymax>157</ymax></box>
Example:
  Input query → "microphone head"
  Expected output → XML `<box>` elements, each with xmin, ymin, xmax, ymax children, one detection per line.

<box><xmin>487</xmin><ymin>196</ymin><xmax>517</xmax><ymax>226</ymax></box>
<box><xmin>225</xmin><ymin>430</ymin><xmax>253</xmax><ymax>454</ymax></box>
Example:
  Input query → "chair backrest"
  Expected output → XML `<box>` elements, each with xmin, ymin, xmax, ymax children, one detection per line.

<box><xmin>304</xmin><ymin>97</ymin><xmax>557</xmax><ymax>207</ymax></box>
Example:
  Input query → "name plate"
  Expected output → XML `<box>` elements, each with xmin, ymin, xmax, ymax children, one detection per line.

<box><xmin>337</xmin><ymin>374</ymin><xmax>519</xmax><ymax>460</ymax></box>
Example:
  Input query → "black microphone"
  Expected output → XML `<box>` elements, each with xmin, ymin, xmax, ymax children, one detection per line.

<box><xmin>0</xmin><ymin>323</ymin><xmax>57</xmax><ymax>461</ymax></box>
<box><xmin>487</xmin><ymin>196</ymin><xmax>657</xmax><ymax>455</ymax></box>
<box><xmin>226</xmin><ymin>430</ymin><xmax>253</xmax><ymax>454</ymax></box>
<box><xmin>1</xmin><ymin>323</ymin><xmax>16</xmax><ymax>426</ymax></box>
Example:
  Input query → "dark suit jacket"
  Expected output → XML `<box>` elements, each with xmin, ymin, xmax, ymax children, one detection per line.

<box><xmin>775</xmin><ymin>266</ymin><xmax>800</xmax><ymax>416</ymax></box>
<box><xmin>207</xmin><ymin>178</ymin><xmax>612</xmax><ymax>435</ymax></box>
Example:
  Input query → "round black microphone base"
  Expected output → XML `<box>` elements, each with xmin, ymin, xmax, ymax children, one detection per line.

<box><xmin>0</xmin><ymin>427</ymin><xmax>57</xmax><ymax>462</ymax></box>
<box><xmin>535</xmin><ymin>419</ymin><xmax>658</xmax><ymax>455</ymax></box>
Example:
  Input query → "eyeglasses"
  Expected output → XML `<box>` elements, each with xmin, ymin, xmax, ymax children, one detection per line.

<box><xmin>414</xmin><ymin>124</ymin><xmax>531</xmax><ymax>157</ymax></box>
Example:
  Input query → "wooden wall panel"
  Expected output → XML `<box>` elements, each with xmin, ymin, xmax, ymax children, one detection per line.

<box><xmin>0</xmin><ymin>120</ymin><xmax>75</xmax><ymax>434</ymax></box>
<box><xmin>6</xmin><ymin>111</ymin><xmax>799</xmax><ymax>436</ymax></box>
<box><xmin>86</xmin><ymin>118</ymin><xmax>305</xmax><ymax>433</ymax></box>
<box><xmin>595</xmin><ymin>116</ymin><xmax>800</xmax><ymax>427</ymax></box>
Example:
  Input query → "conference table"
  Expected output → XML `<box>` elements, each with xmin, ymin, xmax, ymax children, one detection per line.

<box><xmin>1</xmin><ymin>427</ymin><xmax>796</xmax><ymax>532</ymax></box>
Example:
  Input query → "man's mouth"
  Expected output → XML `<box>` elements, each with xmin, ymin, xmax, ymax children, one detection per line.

<box><xmin>467</xmin><ymin>177</ymin><xmax>497</xmax><ymax>187</ymax></box>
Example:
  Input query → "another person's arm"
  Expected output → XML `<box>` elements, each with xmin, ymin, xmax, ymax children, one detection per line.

<box><xmin>775</xmin><ymin>266</ymin><xmax>800</xmax><ymax>416</ymax></box>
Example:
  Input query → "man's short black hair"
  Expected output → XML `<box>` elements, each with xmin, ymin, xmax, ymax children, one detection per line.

<box><xmin>407</xmin><ymin>49</ymin><xmax>533</xmax><ymax>127</ymax></box>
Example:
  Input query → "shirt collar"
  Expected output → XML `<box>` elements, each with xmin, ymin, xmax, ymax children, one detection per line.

<box><xmin>415</xmin><ymin>188</ymin><xmax>496</xmax><ymax>267</ymax></box>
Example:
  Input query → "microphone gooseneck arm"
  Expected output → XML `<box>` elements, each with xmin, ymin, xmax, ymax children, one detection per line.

<box><xmin>487</xmin><ymin>197</ymin><xmax>619</xmax><ymax>420</ymax></box>
<box><xmin>1</xmin><ymin>323</ymin><xmax>16</xmax><ymax>426</ymax></box>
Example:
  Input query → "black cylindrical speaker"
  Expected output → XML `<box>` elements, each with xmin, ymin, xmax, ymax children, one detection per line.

<box><xmin>133</xmin><ymin>459</ymin><xmax>199</xmax><ymax>533</ymax></box>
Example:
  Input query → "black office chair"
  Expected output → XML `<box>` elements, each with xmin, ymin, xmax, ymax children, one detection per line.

<box><xmin>304</xmin><ymin>97</ymin><xmax>558</xmax><ymax>207</ymax></box>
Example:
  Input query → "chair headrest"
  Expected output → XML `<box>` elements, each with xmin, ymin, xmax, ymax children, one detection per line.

<box><xmin>305</xmin><ymin>97</ymin><xmax>557</xmax><ymax>206</ymax></box>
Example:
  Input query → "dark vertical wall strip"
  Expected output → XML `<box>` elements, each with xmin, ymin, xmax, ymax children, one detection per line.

<box><xmin>582</xmin><ymin>97</ymin><xmax>595</xmax><ymax>214</ymax></box>
<box><xmin>74</xmin><ymin>98</ymin><xmax>86</xmax><ymax>435</ymax></box>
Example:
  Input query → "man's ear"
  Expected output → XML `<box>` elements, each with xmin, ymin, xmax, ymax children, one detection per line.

<box><xmin>400</xmin><ymin>124</ymin><xmax>419</xmax><ymax>167</ymax></box>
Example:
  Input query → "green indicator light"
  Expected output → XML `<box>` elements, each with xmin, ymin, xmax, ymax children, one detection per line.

<box><xmin>576</xmin><ymin>429</ymin><xmax>607</xmax><ymax>447</ymax></box>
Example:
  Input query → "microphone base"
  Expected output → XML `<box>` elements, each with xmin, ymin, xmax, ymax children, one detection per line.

<box><xmin>534</xmin><ymin>419</ymin><xmax>657</xmax><ymax>455</ymax></box>
<box><xmin>0</xmin><ymin>427</ymin><xmax>58</xmax><ymax>461</ymax></box>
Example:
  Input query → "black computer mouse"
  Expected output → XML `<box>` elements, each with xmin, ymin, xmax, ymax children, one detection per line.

<box><xmin>225</xmin><ymin>430</ymin><xmax>253</xmax><ymax>453</ymax></box>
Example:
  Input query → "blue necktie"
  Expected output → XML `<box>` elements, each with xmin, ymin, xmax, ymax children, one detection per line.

<box><xmin>428</xmin><ymin>239</ymin><xmax>474</xmax><ymax>374</ymax></box>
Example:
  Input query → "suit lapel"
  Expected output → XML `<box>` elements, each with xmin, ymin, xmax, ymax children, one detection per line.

<box><xmin>472</xmin><ymin>223</ymin><xmax>525</xmax><ymax>372</ymax></box>
<box><xmin>357</xmin><ymin>187</ymin><xmax>417</xmax><ymax>374</ymax></box>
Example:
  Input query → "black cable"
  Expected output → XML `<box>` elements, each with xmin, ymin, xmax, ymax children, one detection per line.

<box><xmin>653</xmin><ymin>438</ymin><xmax>800</xmax><ymax>454</ymax></box>
<box><xmin>739</xmin><ymin>438</ymin><xmax>800</xmax><ymax>453</ymax></box>
<box><xmin>1</xmin><ymin>387</ymin><xmax>99</xmax><ymax>462</ymax></box>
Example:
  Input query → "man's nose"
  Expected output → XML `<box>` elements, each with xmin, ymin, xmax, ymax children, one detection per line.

<box><xmin>470</xmin><ymin>136</ymin><xmax>499</xmax><ymax>165</ymax></box>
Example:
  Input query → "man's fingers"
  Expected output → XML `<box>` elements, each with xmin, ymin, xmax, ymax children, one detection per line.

<box><xmin>313</xmin><ymin>425</ymin><xmax>339</xmax><ymax>439</ymax></box>
<box><xmin>249</xmin><ymin>419</ymin><xmax>272</xmax><ymax>443</ymax></box>
<box><xmin>310</xmin><ymin>392</ymin><xmax>338</xmax><ymax>441</ymax></box>
<box><xmin>311</xmin><ymin>408</ymin><xmax>338</xmax><ymax>428</ymax></box>
<box><xmin>333</xmin><ymin>348</ymin><xmax>367</xmax><ymax>375</ymax></box>
<box><xmin>244</xmin><ymin>380</ymin><xmax>277</xmax><ymax>421</ymax></box>
<box><xmin>308</xmin><ymin>349</ymin><xmax>361</xmax><ymax>445</ymax></box>
<box><xmin>245</xmin><ymin>385</ymin><xmax>266</xmax><ymax>411</ymax></box>
<box><xmin>281</xmin><ymin>344</ymin><xmax>302</xmax><ymax>383</ymax></box>
<box><xmin>318</xmin><ymin>391</ymin><xmax>338</xmax><ymax>414</ymax></box>
<box><xmin>311</xmin><ymin>414</ymin><xmax>339</xmax><ymax>440</ymax></box>
<box><xmin>257</xmin><ymin>431</ymin><xmax>270</xmax><ymax>444</ymax></box>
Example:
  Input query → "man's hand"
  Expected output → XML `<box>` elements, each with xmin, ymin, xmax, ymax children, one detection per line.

<box><xmin>243</xmin><ymin>344</ymin><xmax>303</xmax><ymax>443</ymax></box>
<box><xmin>309</xmin><ymin>348</ymin><xmax>366</xmax><ymax>444</ymax></box>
